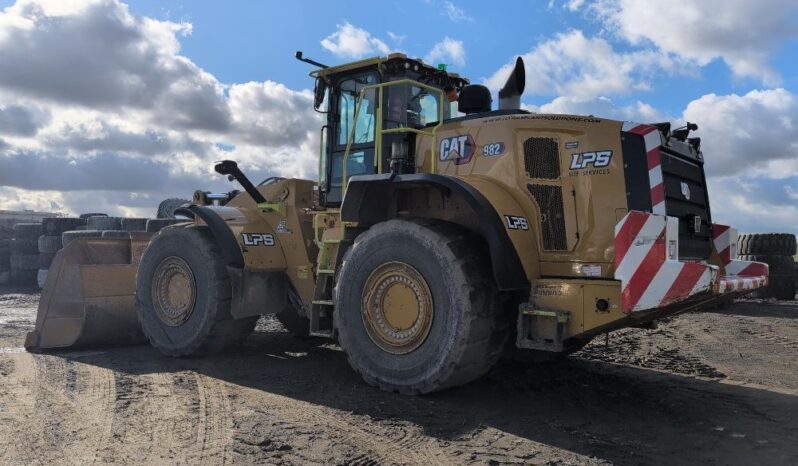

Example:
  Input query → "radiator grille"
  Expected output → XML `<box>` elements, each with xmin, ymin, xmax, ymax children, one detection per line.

<box><xmin>527</xmin><ymin>184</ymin><xmax>567</xmax><ymax>250</ymax></box>
<box><xmin>524</xmin><ymin>137</ymin><xmax>560</xmax><ymax>179</ymax></box>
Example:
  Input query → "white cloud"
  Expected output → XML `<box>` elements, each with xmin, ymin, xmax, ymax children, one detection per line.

<box><xmin>565</xmin><ymin>0</ymin><xmax>585</xmax><ymax>11</ymax></box>
<box><xmin>320</xmin><ymin>22</ymin><xmax>390</xmax><ymax>59</ymax></box>
<box><xmin>386</xmin><ymin>31</ymin><xmax>405</xmax><ymax>45</ymax></box>
<box><xmin>0</xmin><ymin>0</ymin><xmax>320</xmax><ymax>217</ymax></box>
<box><xmin>485</xmin><ymin>30</ymin><xmax>684</xmax><ymax>99</ymax></box>
<box><xmin>707</xmin><ymin>175</ymin><xmax>798</xmax><ymax>235</ymax></box>
<box><xmin>526</xmin><ymin>95</ymin><xmax>671</xmax><ymax>122</ymax></box>
<box><xmin>682</xmin><ymin>88</ymin><xmax>798</xmax><ymax>177</ymax></box>
<box><xmin>591</xmin><ymin>0</ymin><xmax>798</xmax><ymax>85</ymax></box>
<box><xmin>443</xmin><ymin>1</ymin><xmax>473</xmax><ymax>22</ymax></box>
<box><xmin>425</xmin><ymin>37</ymin><xmax>466</xmax><ymax>67</ymax></box>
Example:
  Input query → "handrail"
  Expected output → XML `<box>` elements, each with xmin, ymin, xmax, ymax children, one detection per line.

<box><xmin>342</xmin><ymin>79</ymin><xmax>445</xmax><ymax>194</ymax></box>
<box><xmin>318</xmin><ymin>124</ymin><xmax>328</xmax><ymax>187</ymax></box>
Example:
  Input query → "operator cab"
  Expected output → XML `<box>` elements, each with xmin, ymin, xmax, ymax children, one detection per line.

<box><xmin>301</xmin><ymin>52</ymin><xmax>468</xmax><ymax>206</ymax></box>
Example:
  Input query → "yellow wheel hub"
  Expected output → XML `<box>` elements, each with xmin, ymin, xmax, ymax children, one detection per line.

<box><xmin>152</xmin><ymin>256</ymin><xmax>197</xmax><ymax>327</ymax></box>
<box><xmin>362</xmin><ymin>262</ymin><xmax>433</xmax><ymax>354</ymax></box>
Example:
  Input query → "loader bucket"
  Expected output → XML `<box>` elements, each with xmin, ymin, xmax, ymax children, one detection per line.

<box><xmin>24</xmin><ymin>233</ymin><xmax>152</xmax><ymax>351</ymax></box>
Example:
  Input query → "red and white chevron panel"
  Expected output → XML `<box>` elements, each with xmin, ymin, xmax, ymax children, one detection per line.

<box><xmin>623</xmin><ymin>122</ymin><xmax>666</xmax><ymax>215</ymax></box>
<box><xmin>711</xmin><ymin>222</ymin><xmax>769</xmax><ymax>291</ymax></box>
<box><xmin>718</xmin><ymin>275</ymin><xmax>767</xmax><ymax>293</ymax></box>
<box><xmin>615</xmin><ymin>211</ymin><xmax>716</xmax><ymax>313</ymax></box>
<box><xmin>711</xmin><ymin>223</ymin><xmax>736</xmax><ymax>266</ymax></box>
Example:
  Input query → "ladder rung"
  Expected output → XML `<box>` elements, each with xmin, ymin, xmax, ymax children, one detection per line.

<box><xmin>310</xmin><ymin>330</ymin><xmax>334</xmax><ymax>338</ymax></box>
<box><xmin>312</xmin><ymin>300</ymin><xmax>334</xmax><ymax>306</ymax></box>
<box><xmin>317</xmin><ymin>269</ymin><xmax>335</xmax><ymax>274</ymax></box>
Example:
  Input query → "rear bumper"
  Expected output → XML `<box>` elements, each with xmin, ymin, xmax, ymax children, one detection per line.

<box><xmin>614</xmin><ymin>211</ymin><xmax>768</xmax><ymax>314</ymax></box>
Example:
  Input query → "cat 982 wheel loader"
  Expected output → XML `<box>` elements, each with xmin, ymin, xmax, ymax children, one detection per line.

<box><xmin>25</xmin><ymin>52</ymin><xmax>769</xmax><ymax>394</ymax></box>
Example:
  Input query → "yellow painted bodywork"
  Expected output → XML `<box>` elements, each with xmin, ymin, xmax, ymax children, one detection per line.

<box><xmin>197</xmin><ymin>110</ymin><xmax>635</xmax><ymax>341</ymax></box>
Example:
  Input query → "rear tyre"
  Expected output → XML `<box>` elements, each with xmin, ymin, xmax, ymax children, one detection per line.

<box><xmin>136</xmin><ymin>226</ymin><xmax>257</xmax><ymax>356</ymax></box>
<box><xmin>737</xmin><ymin>233</ymin><xmax>796</xmax><ymax>256</ymax></box>
<box><xmin>738</xmin><ymin>254</ymin><xmax>796</xmax><ymax>300</ymax></box>
<box><xmin>334</xmin><ymin>219</ymin><xmax>508</xmax><ymax>394</ymax></box>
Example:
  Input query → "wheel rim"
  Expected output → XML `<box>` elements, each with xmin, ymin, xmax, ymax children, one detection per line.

<box><xmin>151</xmin><ymin>256</ymin><xmax>197</xmax><ymax>327</ymax></box>
<box><xmin>361</xmin><ymin>261</ymin><xmax>434</xmax><ymax>354</ymax></box>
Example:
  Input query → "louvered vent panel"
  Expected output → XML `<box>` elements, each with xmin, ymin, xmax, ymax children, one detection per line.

<box><xmin>527</xmin><ymin>184</ymin><xmax>567</xmax><ymax>250</ymax></box>
<box><xmin>524</xmin><ymin>137</ymin><xmax>560</xmax><ymax>179</ymax></box>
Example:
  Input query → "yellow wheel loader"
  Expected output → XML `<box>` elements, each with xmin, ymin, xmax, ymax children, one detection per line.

<box><xmin>25</xmin><ymin>52</ymin><xmax>769</xmax><ymax>394</ymax></box>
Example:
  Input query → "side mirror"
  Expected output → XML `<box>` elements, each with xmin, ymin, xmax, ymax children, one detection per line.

<box><xmin>314</xmin><ymin>78</ymin><xmax>328</xmax><ymax>110</ymax></box>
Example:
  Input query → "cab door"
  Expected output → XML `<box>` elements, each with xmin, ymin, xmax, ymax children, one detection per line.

<box><xmin>323</xmin><ymin>71</ymin><xmax>379</xmax><ymax>206</ymax></box>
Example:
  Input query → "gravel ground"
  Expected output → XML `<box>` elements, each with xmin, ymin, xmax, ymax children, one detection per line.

<box><xmin>0</xmin><ymin>285</ymin><xmax>796</xmax><ymax>465</ymax></box>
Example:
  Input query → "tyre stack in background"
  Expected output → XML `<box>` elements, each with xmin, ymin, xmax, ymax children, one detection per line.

<box><xmin>61</xmin><ymin>216</ymin><xmax>154</xmax><ymax>250</ymax></box>
<box><xmin>146</xmin><ymin>218</ymin><xmax>181</xmax><ymax>233</ymax></box>
<box><xmin>738</xmin><ymin>233</ymin><xmax>797</xmax><ymax>300</ymax></box>
<box><xmin>10</xmin><ymin>223</ymin><xmax>42</xmax><ymax>286</ymax></box>
<box><xmin>37</xmin><ymin>217</ymin><xmax>87</xmax><ymax>288</ymax></box>
<box><xmin>0</xmin><ymin>237</ymin><xmax>10</xmax><ymax>285</ymax></box>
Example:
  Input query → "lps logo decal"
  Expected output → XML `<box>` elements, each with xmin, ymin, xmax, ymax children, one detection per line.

<box><xmin>241</xmin><ymin>233</ymin><xmax>275</xmax><ymax>246</ymax></box>
<box><xmin>505</xmin><ymin>215</ymin><xmax>529</xmax><ymax>230</ymax></box>
<box><xmin>439</xmin><ymin>134</ymin><xmax>476</xmax><ymax>165</ymax></box>
<box><xmin>569</xmin><ymin>150</ymin><xmax>612</xmax><ymax>170</ymax></box>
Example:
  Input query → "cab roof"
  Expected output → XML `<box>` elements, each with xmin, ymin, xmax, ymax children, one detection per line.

<box><xmin>313</xmin><ymin>53</ymin><xmax>467</xmax><ymax>84</ymax></box>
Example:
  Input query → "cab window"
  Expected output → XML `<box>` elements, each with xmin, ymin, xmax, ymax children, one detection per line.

<box><xmin>384</xmin><ymin>84</ymin><xmax>447</xmax><ymax>129</ymax></box>
<box><xmin>336</xmin><ymin>74</ymin><xmax>377</xmax><ymax>146</ymax></box>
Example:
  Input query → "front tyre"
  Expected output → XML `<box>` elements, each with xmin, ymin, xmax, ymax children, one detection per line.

<box><xmin>136</xmin><ymin>226</ymin><xmax>256</xmax><ymax>356</ymax></box>
<box><xmin>334</xmin><ymin>219</ymin><xmax>508</xmax><ymax>394</ymax></box>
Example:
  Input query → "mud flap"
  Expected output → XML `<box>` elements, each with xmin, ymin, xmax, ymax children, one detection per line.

<box><xmin>24</xmin><ymin>235</ymin><xmax>149</xmax><ymax>351</ymax></box>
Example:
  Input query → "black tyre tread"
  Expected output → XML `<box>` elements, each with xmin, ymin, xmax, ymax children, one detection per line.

<box><xmin>42</xmin><ymin>217</ymin><xmax>86</xmax><ymax>235</ymax></box>
<box><xmin>87</xmin><ymin>216</ymin><xmax>123</xmax><ymax>230</ymax></box>
<box><xmin>11</xmin><ymin>269</ymin><xmax>37</xmax><ymax>285</ymax></box>
<box><xmin>13</xmin><ymin>223</ymin><xmax>42</xmax><ymax>239</ymax></box>
<box><xmin>10</xmin><ymin>254</ymin><xmax>38</xmax><ymax>270</ymax></box>
<box><xmin>738</xmin><ymin>254</ymin><xmax>796</xmax><ymax>300</ymax></box>
<box><xmin>157</xmin><ymin>198</ymin><xmax>191</xmax><ymax>219</ymax></box>
<box><xmin>136</xmin><ymin>227</ymin><xmax>256</xmax><ymax>357</ymax></box>
<box><xmin>146</xmin><ymin>218</ymin><xmax>180</xmax><ymax>233</ymax></box>
<box><xmin>120</xmin><ymin>217</ymin><xmax>149</xmax><ymax>232</ymax></box>
<box><xmin>101</xmin><ymin>230</ymin><xmax>131</xmax><ymax>239</ymax></box>
<box><xmin>37</xmin><ymin>235</ymin><xmax>62</xmax><ymax>253</ymax></box>
<box><xmin>737</xmin><ymin>233</ymin><xmax>797</xmax><ymax>256</ymax></box>
<box><xmin>10</xmin><ymin>238</ymin><xmax>39</xmax><ymax>254</ymax></box>
<box><xmin>38</xmin><ymin>253</ymin><xmax>56</xmax><ymax>269</ymax></box>
<box><xmin>335</xmin><ymin>219</ymin><xmax>507</xmax><ymax>395</ymax></box>
<box><xmin>62</xmin><ymin>230</ymin><xmax>103</xmax><ymax>247</ymax></box>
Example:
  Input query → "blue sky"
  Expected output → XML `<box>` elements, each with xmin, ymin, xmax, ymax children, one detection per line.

<box><xmin>120</xmin><ymin>0</ymin><xmax>798</xmax><ymax>116</ymax></box>
<box><xmin>0</xmin><ymin>0</ymin><xmax>795</xmax><ymax>234</ymax></box>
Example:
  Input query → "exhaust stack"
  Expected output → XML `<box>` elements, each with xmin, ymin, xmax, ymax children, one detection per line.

<box><xmin>498</xmin><ymin>57</ymin><xmax>526</xmax><ymax>111</ymax></box>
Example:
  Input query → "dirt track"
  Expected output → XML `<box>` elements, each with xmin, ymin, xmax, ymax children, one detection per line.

<box><xmin>1</xmin><ymin>286</ymin><xmax>797</xmax><ymax>465</ymax></box>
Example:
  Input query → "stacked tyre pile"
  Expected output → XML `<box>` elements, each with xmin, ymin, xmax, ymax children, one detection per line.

<box><xmin>0</xmin><ymin>237</ymin><xmax>10</xmax><ymax>285</ymax></box>
<box><xmin>738</xmin><ymin>233</ymin><xmax>797</xmax><ymax>300</ymax></box>
<box><xmin>37</xmin><ymin>217</ymin><xmax>88</xmax><ymax>288</ymax></box>
<box><xmin>9</xmin><ymin>223</ymin><xmax>42</xmax><ymax>286</ymax></box>
<box><xmin>62</xmin><ymin>216</ymin><xmax>134</xmax><ymax>247</ymax></box>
